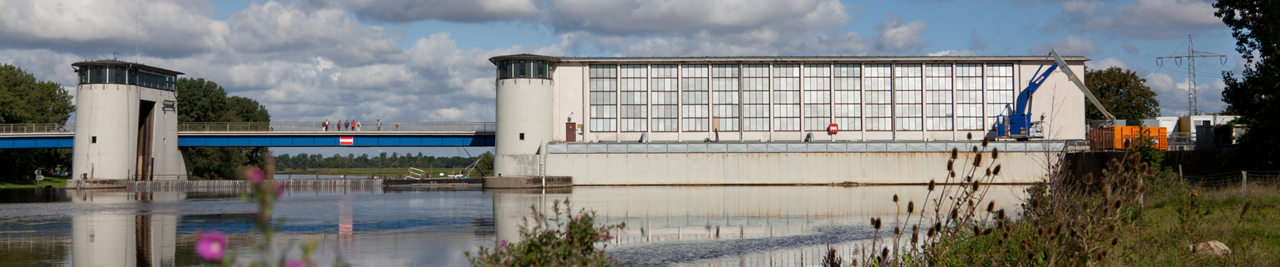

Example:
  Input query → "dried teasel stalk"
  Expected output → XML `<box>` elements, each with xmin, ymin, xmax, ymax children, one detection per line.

<box><xmin>907</xmin><ymin>201</ymin><xmax>915</xmax><ymax>214</ymax></box>
<box><xmin>974</xmin><ymin>153</ymin><xmax>983</xmax><ymax>167</ymax></box>
<box><xmin>928</xmin><ymin>180</ymin><xmax>936</xmax><ymax>191</ymax></box>
<box><xmin>993</xmin><ymin>165</ymin><xmax>1002</xmax><ymax>176</ymax></box>
<box><xmin>987</xmin><ymin>201</ymin><xmax>995</xmax><ymax>212</ymax></box>
<box><xmin>992</xmin><ymin>148</ymin><xmax>999</xmax><ymax>159</ymax></box>
<box><xmin>982</xmin><ymin>138</ymin><xmax>989</xmax><ymax>147</ymax></box>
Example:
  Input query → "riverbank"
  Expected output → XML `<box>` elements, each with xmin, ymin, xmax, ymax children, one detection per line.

<box><xmin>276</xmin><ymin>167</ymin><xmax>477</xmax><ymax>178</ymax></box>
<box><xmin>913</xmin><ymin>162</ymin><xmax>1280</xmax><ymax>266</ymax></box>
<box><xmin>0</xmin><ymin>176</ymin><xmax>69</xmax><ymax>188</ymax></box>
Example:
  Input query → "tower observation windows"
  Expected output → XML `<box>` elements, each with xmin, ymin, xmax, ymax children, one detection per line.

<box><xmin>74</xmin><ymin>61</ymin><xmax>180</xmax><ymax>91</ymax></box>
<box><xmin>497</xmin><ymin>59</ymin><xmax>552</xmax><ymax>79</ymax></box>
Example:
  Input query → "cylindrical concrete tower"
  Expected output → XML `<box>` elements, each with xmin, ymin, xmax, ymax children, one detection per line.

<box><xmin>489</xmin><ymin>55</ymin><xmax>556</xmax><ymax>177</ymax></box>
<box><xmin>70</xmin><ymin>60</ymin><xmax>186</xmax><ymax>186</ymax></box>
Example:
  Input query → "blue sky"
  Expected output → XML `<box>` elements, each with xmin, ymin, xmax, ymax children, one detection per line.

<box><xmin>0</xmin><ymin>0</ymin><xmax>1242</xmax><ymax>157</ymax></box>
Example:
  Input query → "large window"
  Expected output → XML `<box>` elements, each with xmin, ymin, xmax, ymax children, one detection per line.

<box><xmin>681</xmin><ymin>65</ymin><xmax>709</xmax><ymax>132</ymax></box>
<box><xmin>589</xmin><ymin>65</ymin><xmax>617</xmax><ymax>132</ymax></box>
<box><xmin>894</xmin><ymin>64</ymin><xmax>923</xmax><ymax>131</ymax></box>
<box><xmin>651</xmin><ymin>65</ymin><xmax>679</xmax><ymax>132</ymax></box>
<box><xmin>955</xmin><ymin>64</ymin><xmax>984</xmax><ymax>130</ymax></box>
<box><xmin>864</xmin><ymin>64</ymin><xmax>892</xmax><ymax>131</ymax></box>
<box><xmin>773</xmin><ymin>64</ymin><xmax>800</xmax><ymax>131</ymax></box>
<box><xmin>925</xmin><ymin>63</ymin><xmax>954</xmax><ymax>130</ymax></box>
<box><xmin>619</xmin><ymin>65</ymin><xmax>647</xmax><ymax>132</ymax></box>
<box><xmin>742</xmin><ymin>64</ymin><xmax>770</xmax><ymax>131</ymax></box>
<box><xmin>833</xmin><ymin>64</ymin><xmax>861</xmax><ymax>131</ymax></box>
<box><xmin>803</xmin><ymin>64</ymin><xmax>831</xmax><ymax>131</ymax></box>
<box><xmin>985</xmin><ymin>64</ymin><xmax>1015</xmax><ymax>130</ymax></box>
<box><xmin>712</xmin><ymin>65</ymin><xmax>739</xmax><ymax>131</ymax></box>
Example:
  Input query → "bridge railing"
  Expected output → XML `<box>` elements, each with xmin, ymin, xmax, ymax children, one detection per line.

<box><xmin>176</xmin><ymin>122</ymin><xmax>496</xmax><ymax>132</ymax></box>
<box><xmin>0</xmin><ymin>123</ymin><xmax>73</xmax><ymax>133</ymax></box>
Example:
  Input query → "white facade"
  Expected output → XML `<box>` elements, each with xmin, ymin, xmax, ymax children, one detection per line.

<box><xmin>71</xmin><ymin>61</ymin><xmax>187</xmax><ymax>182</ymax></box>
<box><xmin>491</xmin><ymin>55</ymin><xmax>1090</xmax><ymax>183</ymax></box>
<box><xmin>538</xmin><ymin>57</ymin><xmax>1088</xmax><ymax>144</ymax></box>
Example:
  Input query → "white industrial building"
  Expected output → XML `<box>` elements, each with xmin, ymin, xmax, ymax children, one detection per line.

<box><xmin>491</xmin><ymin>54</ymin><xmax>1090</xmax><ymax>185</ymax></box>
<box><xmin>70</xmin><ymin>60</ymin><xmax>187</xmax><ymax>186</ymax></box>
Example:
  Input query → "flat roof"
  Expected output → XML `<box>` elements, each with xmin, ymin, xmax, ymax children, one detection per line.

<box><xmin>71</xmin><ymin>60</ymin><xmax>184</xmax><ymax>76</ymax></box>
<box><xmin>491</xmin><ymin>54</ymin><xmax>1090</xmax><ymax>64</ymax></box>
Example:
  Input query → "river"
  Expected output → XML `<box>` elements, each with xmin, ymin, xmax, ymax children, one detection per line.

<box><xmin>0</xmin><ymin>184</ymin><xmax>1029</xmax><ymax>266</ymax></box>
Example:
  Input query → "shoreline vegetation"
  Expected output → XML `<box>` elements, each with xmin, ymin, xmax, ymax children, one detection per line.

<box><xmin>274</xmin><ymin>167</ymin><xmax>475</xmax><ymax>178</ymax></box>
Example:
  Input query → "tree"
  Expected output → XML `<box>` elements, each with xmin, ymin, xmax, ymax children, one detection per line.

<box><xmin>177</xmin><ymin>78</ymin><xmax>271</xmax><ymax>179</ymax></box>
<box><xmin>0</xmin><ymin>64</ymin><xmax>75</xmax><ymax>180</ymax></box>
<box><xmin>1084</xmin><ymin>67</ymin><xmax>1160</xmax><ymax>120</ymax></box>
<box><xmin>1215</xmin><ymin>0</ymin><xmax>1280</xmax><ymax>168</ymax></box>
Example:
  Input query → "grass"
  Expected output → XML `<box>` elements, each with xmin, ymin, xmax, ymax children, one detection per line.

<box><xmin>820</xmin><ymin>136</ymin><xmax>1280</xmax><ymax>267</ymax></box>
<box><xmin>1107</xmin><ymin>185</ymin><xmax>1280</xmax><ymax>266</ymax></box>
<box><xmin>0</xmin><ymin>176</ymin><xmax>69</xmax><ymax>188</ymax></box>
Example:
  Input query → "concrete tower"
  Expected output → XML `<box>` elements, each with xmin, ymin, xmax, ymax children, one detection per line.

<box><xmin>70</xmin><ymin>60</ymin><xmax>187</xmax><ymax>188</ymax></box>
<box><xmin>489</xmin><ymin>55</ymin><xmax>556</xmax><ymax>177</ymax></box>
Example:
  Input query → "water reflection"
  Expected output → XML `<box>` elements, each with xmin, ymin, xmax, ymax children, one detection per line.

<box><xmin>0</xmin><ymin>185</ymin><xmax>1028</xmax><ymax>266</ymax></box>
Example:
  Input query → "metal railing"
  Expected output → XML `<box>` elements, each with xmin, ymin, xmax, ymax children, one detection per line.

<box><xmin>177</xmin><ymin>122</ymin><xmax>496</xmax><ymax>132</ymax></box>
<box><xmin>0</xmin><ymin>122</ymin><xmax>496</xmax><ymax>133</ymax></box>
<box><xmin>0</xmin><ymin>123</ymin><xmax>73</xmax><ymax>133</ymax></box>
<box><xmin>547</xmin><ymin>140</ymin><xmax>1076</xmax><ymax>154</ymax></box>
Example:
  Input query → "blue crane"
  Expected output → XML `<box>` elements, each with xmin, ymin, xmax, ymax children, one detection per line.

<box><xmin>996</xmin><ymin>49</ymin><xmax>1116</xmax><ymax>140</ymax></box>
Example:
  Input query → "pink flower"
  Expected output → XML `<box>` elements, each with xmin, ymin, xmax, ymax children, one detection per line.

<box><xmin>195</xmin><ymin>231</ymin><xmax>228</xmax><ymax>261</ymax></box>
<box><xmin>249</xmin><ymin>169</ymin><xmax>265</xmax><ymax>184</ymax></box>
<box><xmin>284</xmin><ymin>260</ymin><xmax>305</xmax><ymax>267</ymax></box>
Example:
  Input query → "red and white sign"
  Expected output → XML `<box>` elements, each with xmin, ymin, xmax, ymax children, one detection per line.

<box><xmin>339</xmin><ymin>136</ymin><xmax>354</xmax><ymax>145</ymax></box>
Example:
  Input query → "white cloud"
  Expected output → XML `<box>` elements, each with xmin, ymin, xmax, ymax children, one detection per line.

<box><xmin>305</xmin><ymin>0</ymin><xmax>540</xmax><ymax>23</ymax></box>
<box><xmin>1029</xmin><ymin>35</ymin><xmax>1098</xmax><ymax>55</ymax></box>
<box><xmin>927</xmin><ymin>50</ymin><xmax>978</xmax><ymax>56</ymax></box>
<box><xmin>546</xmin><ymin>0</ymin><xmax>852</xmax><ymax>43</ymax></box>
<box><xmin>1085</xmin><ymin>57</ymin><xmax>1129</xmax><ymax>70</ymax></box>
<box><xmin>1077</xmin><ymin>0</ymin><xmax>1226</xmax><ymax>39</ymax></box>
<box><xmin>874</xmin><ymin>12</ymin><xmax>930</xmax><ymax>54</ymax></box>
<box><xmin>0</xmin><ymin>0</ymin><xmax>229</xmax><ymax>58</ymax></box>
<box><xmin>1145</xmin><ymin>72</ymin><xmax>1228</xmax><ymax>115</ymax></box>
<box><xmin>227</xmin><ymin>1</ymin><xmax>404</xmax><ymax>67</ymax></box>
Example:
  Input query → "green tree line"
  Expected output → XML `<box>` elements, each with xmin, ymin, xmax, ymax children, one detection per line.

<box><xmin>0</xmin><ymin>64</ymin><xmax>74</xmax><ymax>181</ymax></box>
<box><xmin>177</xmin><ymin>78</ymin><xmax>272</xmax><ymax>180</ymax></box>
<box><xmin>275</xmin><ymin>151</ymin><xmax>493</xmax><ymax>173</ymax></box>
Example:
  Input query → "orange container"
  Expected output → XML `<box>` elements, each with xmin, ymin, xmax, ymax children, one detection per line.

<box><xmin>1089</xmin><ymin>126</ymin><xmax>1168</xmax><ymax>150</ymax></box>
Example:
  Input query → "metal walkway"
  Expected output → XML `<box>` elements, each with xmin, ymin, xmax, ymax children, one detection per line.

<box><xmin>0</xmin><ymin>122</ymin><xmax>495</xmax><ymax>148</ymax></box>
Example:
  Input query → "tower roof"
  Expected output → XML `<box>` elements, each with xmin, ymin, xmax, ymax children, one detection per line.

<box><xmin>72</xmin><ymin>60</ymin><xmax>184</xmax><ymax>76</ymax></box>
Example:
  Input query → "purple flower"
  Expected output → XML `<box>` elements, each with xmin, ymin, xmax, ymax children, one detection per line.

<box><xmin>500</xmin><ymin>240</ymin><xmax>507</xmax><ymax>248</ymax></box>
<box><xmin>249</xmin><ymin>169</ymin><xmax>265</xmax><ymax>184</ymax></box>
<box><xmin>284</xmin><ymin>260</ymin><xmax>305</xmax><ymax>267</ymax></box>
<box><xmin>195</xmin><ymin>231</ymin><xmax>228</xmax><ymax>261</ymax></box>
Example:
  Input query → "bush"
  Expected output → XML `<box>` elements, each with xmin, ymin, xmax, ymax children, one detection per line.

<box><xmin>467</xmin><ymin>199</ymin><xmax>625</xmax><ymax>266</ymax></box>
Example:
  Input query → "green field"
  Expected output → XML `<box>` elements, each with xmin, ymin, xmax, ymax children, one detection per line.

<box><xmin>0</xmin><ymin>176</ymin><xmax>69</xmax><ymax>189</ymax></box>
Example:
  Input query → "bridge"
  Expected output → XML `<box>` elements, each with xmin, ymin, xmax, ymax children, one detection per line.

<box><xmin>0</xmin><ymin>122</ymin><xmax>495</xmax><ymax>149</ymax></box>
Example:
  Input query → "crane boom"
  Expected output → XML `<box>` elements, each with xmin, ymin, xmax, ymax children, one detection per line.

<box><xmin>1049</xmin><ymin>49</ymin><xmax>1116</xmax><ymax>126</ymax></box>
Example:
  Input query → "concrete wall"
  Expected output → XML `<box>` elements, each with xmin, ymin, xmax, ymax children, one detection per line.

<box><xmin>72</xmin><ymin>83</ymin><xmax>185</xmax><ymax>181</ymax></box>
<box><xmin>545</xmin><ymin>150</ymin><xmax>1059</xmax><ymax>185</ymax></box>
<box><xmin>494</xmin><ymin>78</ymin><xmax>554</xmax><ymax>176</ymax></box>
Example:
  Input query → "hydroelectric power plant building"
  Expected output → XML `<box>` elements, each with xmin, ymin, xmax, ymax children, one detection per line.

<box><xmin>70</xmin><ymin>60</ymin><xmax>186</xmax><ymax>187</ymax></box>
<box><xmin>490</xmin><ymin>54</ymin><xmax>1090</xmax><ymax>185</ymax></box>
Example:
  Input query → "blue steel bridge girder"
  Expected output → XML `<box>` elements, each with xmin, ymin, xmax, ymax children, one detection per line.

<box><xmin>176</xmin><ymin>134</ymin><xmax>495</xmax><ymax>147</ymax></box>
<box><xmin>0</xmin><ymin>134</ymin><xmax>494</xmax><ymax>148</ymax></box>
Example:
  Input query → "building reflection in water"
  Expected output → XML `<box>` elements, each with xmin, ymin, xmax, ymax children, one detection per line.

<box><xmin>489</xmin><ymin>185</ymin><xmax>1030</xmax><ymax>266</ymax></box>
<box><xmin>70</xmin><ymin>189</ymin><xmax>184</xmax><ymax>267</ymax></box>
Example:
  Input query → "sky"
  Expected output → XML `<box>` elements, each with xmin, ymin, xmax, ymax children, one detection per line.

<box><xmin>0</xmin><ymin>0</ymin><xmax>1245</xmax><ymax>158</ymax></box>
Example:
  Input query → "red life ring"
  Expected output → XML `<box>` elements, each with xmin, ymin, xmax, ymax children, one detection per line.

<box><xmin>827</xmin><ymin>123</ymin><xmax>839</xmax><ymax>134</ymax></box>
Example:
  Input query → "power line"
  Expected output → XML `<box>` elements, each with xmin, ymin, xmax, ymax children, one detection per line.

<box><xmin>1157</xmin><ymin>34</ymin><xmax>1226</xmax><ymax>115</ymax></box>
